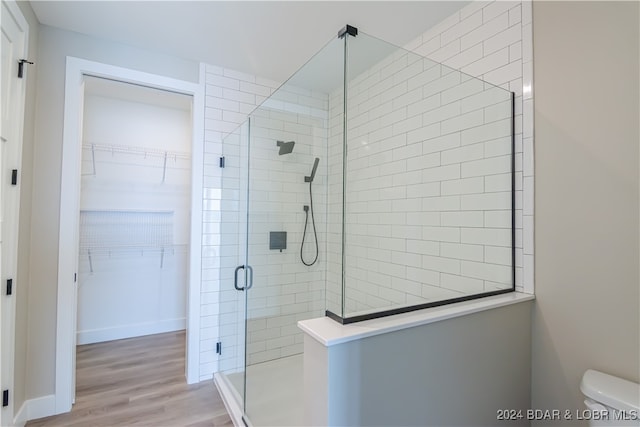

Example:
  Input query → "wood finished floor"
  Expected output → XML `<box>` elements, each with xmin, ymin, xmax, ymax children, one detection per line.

<box><xmin>27</xmin><ymin>331</ymin><xmax>233</xmax><ymax>427</ymax></box>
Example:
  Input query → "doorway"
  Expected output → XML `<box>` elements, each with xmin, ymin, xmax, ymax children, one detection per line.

<box><xmin>56</xmin><ymin>58</ymin><xmax>204</xmax><ymax>414</ymax></box>
<box><xmin>77</xmin><ymin>76</ymin><xmax>191</xmax><ymax>345</ymax></box>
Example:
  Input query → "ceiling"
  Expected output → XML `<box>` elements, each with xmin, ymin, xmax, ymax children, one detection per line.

<box><xmin>29</xmin><ymin>1</ymin><xmax>468</xmax><ymax>84</ymax></box>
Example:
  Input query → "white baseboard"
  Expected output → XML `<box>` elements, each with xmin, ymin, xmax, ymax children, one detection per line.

<box><xmin>12</xmin><ymin>394</ymin><xmax>56</xmax><ymax>425</ymax></box>
<box><xmin>13</xmin><ymin>400</ymin><xmax>27</xmax><ymax>426</ymax></box>
<box><xmin>77</xmin><ymin>318</ymin><xmax>186</xmax><ymax>345</ymax></box>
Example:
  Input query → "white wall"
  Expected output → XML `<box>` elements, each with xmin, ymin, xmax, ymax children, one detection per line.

<box><xmin>25</xmin><ymin>24</ymin><xmax>198</xmax><ymax>400</ymax></box>
<box><xmin>77</xmin><ymin>92</ymin><xmax>191</xmax><ymax>344</ymax></box>
<box><xmin>531</xmin><ymin>1</ymin><xmax>639</xmax><ymax>423</ymax></box>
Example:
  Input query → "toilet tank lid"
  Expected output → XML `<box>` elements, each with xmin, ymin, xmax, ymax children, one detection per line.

<box><xmin>581</xmin><ymin>370</ymin><xmax>640</xmax><ymax>413</ymax></box>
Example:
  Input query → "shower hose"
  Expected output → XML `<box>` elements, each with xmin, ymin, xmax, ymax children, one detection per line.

<box><xmin>301</xmin><ymin>180</ymin><xmax>319</xmax><ymax>266</ymax></box>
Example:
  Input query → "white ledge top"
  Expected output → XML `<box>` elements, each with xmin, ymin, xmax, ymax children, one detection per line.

<box><xmin>298</xmin><ymin>292</ymin><xmax>535</xmax><ymax>347</ymax></box>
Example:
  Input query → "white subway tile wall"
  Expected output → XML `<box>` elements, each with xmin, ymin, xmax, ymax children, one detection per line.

<box><xmin>203</xmin><ymin>66</ymin><xmax>333</xmax><ymax>378</ymax></box>
<box><xmin>325</xmin><ymin>88</ymin><xmax>345</xmax><ymax>316</ymax></box>
<box><xmin>242</xmin><ymin>89</ymin><xmax>329</xmax><ymax>365</ymax></box>
<box><xmin>202</xmin><ymin>67</ymin><xmax>279</xmax><ymax>381</ymax></box>
<box><xmin>419</xmin><ymin>0</ymin><xmax>534</xmax><ymax>291</ymax></box>
<box><xmin>324</xmin><ymin>0</ymin><xmax>532</xmax><ymax>317</ymax></box>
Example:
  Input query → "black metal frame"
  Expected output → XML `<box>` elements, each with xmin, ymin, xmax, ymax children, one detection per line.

<box><xmin>338</xmin><ymin>24</ymin><xmax>358</xmax><ymax>39</ymax></box>
<box><xmin>327</xmin><ymin>92</ymin><xmax>518</xmax><ymax>325</ymax></box>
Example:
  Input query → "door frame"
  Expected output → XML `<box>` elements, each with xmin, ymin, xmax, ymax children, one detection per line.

<box><xmin>0</xmin><ymin>0</ymin><xmax>29</xmax><ymax>425</ymax></box>
<box><xmin>56</xmin><ymin>57</ymin><xmax>205</xmax><ymax>414</ymax></box>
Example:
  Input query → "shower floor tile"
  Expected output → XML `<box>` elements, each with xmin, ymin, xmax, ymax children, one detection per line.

<box><xmin>227</xmin><ymin>354</ymin><xmax>304</xmax><ymax>426</ymax></box>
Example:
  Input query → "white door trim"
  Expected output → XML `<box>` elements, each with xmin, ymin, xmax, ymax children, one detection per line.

<box><xmin>0</xmin><ymin>1</ymin><xmax>29</xmax><ymax>425</ymax></box>
<box><xmin>56</xmin><ymin>57</ymin><xmax>204</xmax><ymax>414</ymax></box>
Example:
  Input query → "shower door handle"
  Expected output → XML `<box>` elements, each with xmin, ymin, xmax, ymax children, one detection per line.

<box><xmin>234</xmin><ymin>265</ymin><xmax>254</xmax><ymax>291</ymax></box>
<box><xmin>245</xmin><ymin>265</ymin><xmax>253</xmax><ymax>290</ymax></box>
<box><xmin>234</xmin><ymin>265</ymin><xmax>245</xmax><ymax>291</ymax></box>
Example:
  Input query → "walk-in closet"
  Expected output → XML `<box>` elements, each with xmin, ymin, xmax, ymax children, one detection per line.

<box><xmin>77</xmin><ymin>76</ymin><xmax>192</xmax><ymax>345</ymax></box>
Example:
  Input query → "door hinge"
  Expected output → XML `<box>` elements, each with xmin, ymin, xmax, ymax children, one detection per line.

<box><xmin>11</xmin><ymin>169</ymin><xmax>18</xmax><ymax>185</ymax></box>
<box><xmin>216</xmin><ymin>341</ymin><xmax>222</xmax><ymax>355</ymax></box>
<box><xmin>74</xmin><ymin>273</ymin><xmax>77</xmax><ymax>283</ymax></box>
<box><xmin>2</xmin><ymin>390</ymin><xmax>8</xmax><ymax>407</ymax></box>
<box><xmin>6</xmin><ymin>279</ymin><xmax>12</xmax><ymax>296</ymax></box>
<box><xmin>17</xmin><ymin>59</ymin><xmax>34</xmax><ymax>78</ymax></box>
<box><xmin>219</xmin><ymin>156</ymin><xmax>225</xmax><ymax>168</ymax></box>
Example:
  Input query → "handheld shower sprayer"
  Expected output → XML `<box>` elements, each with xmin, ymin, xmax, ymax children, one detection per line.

<box><xmin>301</xmin><ymin>157</ymin><xmax>320</xmax><ymax>266</ymax></box>
<box><xmin>305</xmin><ymin>157</ymin><xmax>320</xmax><ymax>183</ymax></box>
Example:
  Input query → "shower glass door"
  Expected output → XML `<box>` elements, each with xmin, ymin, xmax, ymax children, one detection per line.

<box><xmin>241</xmin><ymin>35</ymin><xmax>345</xmax><ymax>425</ymax></box>
<box><xmin>216</xmin><ymin>121</ymin><xmax>249</xmax><ymax>410</ymax></box>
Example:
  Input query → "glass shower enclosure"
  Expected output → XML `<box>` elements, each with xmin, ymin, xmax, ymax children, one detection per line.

<box><xmin>214</xmin><ymin>25</ymin><xmax>515</xmax><ymax>426</ymax></box>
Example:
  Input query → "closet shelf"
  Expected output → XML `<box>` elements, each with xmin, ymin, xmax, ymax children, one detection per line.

<box><xmin>79</xmin><ymin>210</ymin><xmax>181</xmax><ymax>272</ymax></box>
<box><xmin>80</xmin><ymin>244</ymin><xmax>188</xmax><ymax>273</ymax></box>
<box><xmin>82</xmin><ymin>142</ymin><xmax>191</xmax><ymax>182</ymax></box>
<box><xmin>82</xmin><ymin>142</ymin><xmax>190</xmax><ymax>160</ymax></box>
<box><xmin>79</xmin><ymin>243</ymin><xmax>188</xmax><ymax>253</ymax></box>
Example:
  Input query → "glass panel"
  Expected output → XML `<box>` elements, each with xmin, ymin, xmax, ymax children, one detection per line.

<box><xmin>243</xmin><ymin>36</ymin><xmax>344</xmax><ymax>425</ymax></box>
<box><xmin>214</xmin><ymin>122</ymin><xmax>249</xmax><ymax>407</ymax></box>
<box><xmin>342</xmin><ymin>31</ymin><xmax>514</xmax><ymax>319</ymax></box>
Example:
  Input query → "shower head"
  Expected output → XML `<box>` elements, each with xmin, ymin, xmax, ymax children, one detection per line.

<box><xmin>277</xmin><ymin>140</ymin><xmax>295</xmax><ymax>155</ymax></box>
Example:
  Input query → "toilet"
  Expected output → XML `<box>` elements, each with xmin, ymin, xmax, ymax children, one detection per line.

<box><xmin>581</xmin><ymin>369</ymin><xmax>640</xmax><ymax>426</ymax></box>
